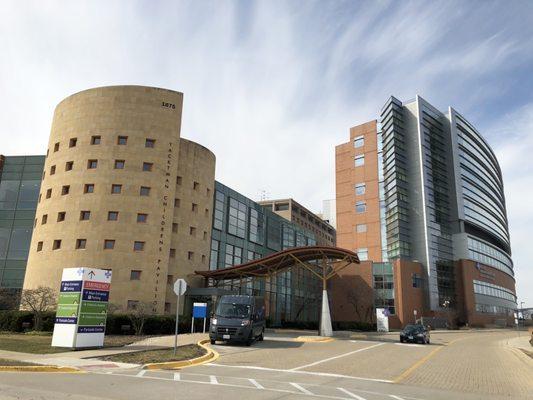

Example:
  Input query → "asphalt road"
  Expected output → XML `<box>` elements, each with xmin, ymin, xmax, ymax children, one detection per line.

<box><xmin>0</xmin><ymin>330</ymin><xmax>531</xmax><ymax>400</ymax></box>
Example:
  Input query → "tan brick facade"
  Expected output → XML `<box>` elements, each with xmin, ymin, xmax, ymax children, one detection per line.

<box><xmin>23</xmin><ymin>86</ymin><xmax>216</xmax><ymax>314</ymax></box>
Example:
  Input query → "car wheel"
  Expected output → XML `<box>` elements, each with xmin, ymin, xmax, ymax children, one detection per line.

<box><xmin>400</xmin><ymin>338</ymin><xmax>404</xmax><ymax>343</ymax></box>
<box><xmin>210</xmin><ymin>339</ymin><xmax>216</xmax><ymax>345</ymax></box>
<box><xmin>258</xmin><ymin>329</ymin><xmax>264</xmax><ymax>341</ymax></box>
<box><xmin>427</xmin><ymin>338</ymin><xmax>430</xmax><ymax>345</ymax></box>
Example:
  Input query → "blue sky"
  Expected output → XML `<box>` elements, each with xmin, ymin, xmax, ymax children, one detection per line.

<box><xmin>1</xmin><ymin>0</ymin><xmax>532</xmax><ymax>305</ymax></box>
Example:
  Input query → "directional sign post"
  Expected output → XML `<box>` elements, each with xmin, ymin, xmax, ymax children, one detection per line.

<box><xmin>173</xmin><ymin>279</ymin><xmax>187</xmax><ymax>356</ymax></box>
<box><xmin>52</xmin><ymin>268</ymin><xmax>112</xmax><ymax>348</ymax></box>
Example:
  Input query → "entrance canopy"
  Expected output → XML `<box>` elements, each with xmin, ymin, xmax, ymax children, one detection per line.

<box><xmin>195</xmin><ymin>246</ymin><xmax>360</xmax><ymax>284</ymax></box>
<box><xmin>195</xmin><ymin>246</ymin><xmax>360</xmax><ymax>337</ymax></box>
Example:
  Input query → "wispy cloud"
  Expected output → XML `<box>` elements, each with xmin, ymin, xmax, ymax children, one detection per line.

<box><xmin>0</xmin><ymin>0</ymin><xmax>532</xmax><ymax>302</ymax></box>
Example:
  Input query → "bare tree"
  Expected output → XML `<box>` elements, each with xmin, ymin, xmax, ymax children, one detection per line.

<box><xmin>346</xmin><ymin>288</ymin><xmax>365</xmax><ymax>322</ymax></box>
<box><xmin>126</xmin><ymin>302</ymin><xmax>152</xmax><ymax>336</ymax></box>
<box><xmin>19</xmin><ymin>286</ymin><xmax>57</xmax><ymax>331</ymax></box>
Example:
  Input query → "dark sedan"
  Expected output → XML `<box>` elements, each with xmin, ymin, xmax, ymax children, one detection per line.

<box><xmin>400</xmin><ymin>324</ymin><xmax>430</xmax><ymax>344</ymax></box>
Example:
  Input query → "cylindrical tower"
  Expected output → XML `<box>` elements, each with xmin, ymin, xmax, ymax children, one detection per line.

<box><xmin>23</xmin><ymin>86</ymin><xmax>183</xmax><ymax>313</ymax></box>
<box><xmin>165</xmin><ymin>138</ymin><xmax>215</xmax><ymax>313</ymax></box>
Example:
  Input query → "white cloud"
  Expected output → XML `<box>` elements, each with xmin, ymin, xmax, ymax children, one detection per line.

<box><xmin>0</xmin><ymin>1</ymin><xmax>531</xmax><ymax>303</ymax></box>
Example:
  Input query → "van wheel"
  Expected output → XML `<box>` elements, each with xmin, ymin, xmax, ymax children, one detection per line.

<box><xmin>245</xmin><ymin>333</ymin><xmax>253</xmax><ymax>346</ymax></box>
<box><xmin>210</xmin><ymin>339</ymin><xmax>215</xmax><ymax>345</ymax></box>
<box><xmin>258</xmin><ymin>329</ymin><xmax>264</xmax><ymax>341</ymax></box>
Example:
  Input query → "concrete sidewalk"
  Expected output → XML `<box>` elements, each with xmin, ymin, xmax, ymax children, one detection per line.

<box><xmin>0</xmin><ymin>333</ymin><xmax>209</xmax><ymax>370</ymax></box>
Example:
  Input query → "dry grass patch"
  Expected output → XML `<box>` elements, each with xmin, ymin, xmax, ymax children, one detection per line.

<box><xmin>99</xmin><ymin>344</ymin><xmax>206</xmax><ymax>364</ymax></box>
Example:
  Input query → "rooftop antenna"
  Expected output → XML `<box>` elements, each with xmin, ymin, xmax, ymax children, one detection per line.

<box><xmin>258</xmin><ymin>189</ymin><xmax>270</xmax><ymax>201</ymax></box>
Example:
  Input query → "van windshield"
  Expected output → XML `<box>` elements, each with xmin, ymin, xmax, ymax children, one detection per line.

<box><xmin>215</xmin><ymin>302</ymin><xmax>251</xmax><ymax>319</ymax></box>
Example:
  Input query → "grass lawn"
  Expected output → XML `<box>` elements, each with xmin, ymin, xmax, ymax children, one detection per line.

<box><xmin>0</xmin><ymin>358</ymin><xmax>40</xmax><ymax>366</ymax></box>
<box><xmin>0</xmin><ymin>333</ymin><xmax>146</xmax><ymax>354</ymax></box>
<box><xmin>100</xmin><ymin>344</ymin><xmax>206</xmax><ymax>365</ymax></box>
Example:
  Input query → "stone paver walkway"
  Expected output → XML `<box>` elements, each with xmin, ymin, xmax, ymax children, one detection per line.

<box><xmin>400</xmin><ymin>330</ymin><xmax>533</xmax><ymax>397</ymax></box>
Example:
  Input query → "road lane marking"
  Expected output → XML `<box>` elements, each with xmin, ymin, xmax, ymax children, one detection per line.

<box><xmin>337</xmin><ymin>387</ymin><xmax>367</xmax><ymax>399</ymax></box>
<box><xmin>248</xmin><ymin>379</ymin><xmax>264</xmax><ymax>389</ymax></box>
<box><xmin>173</xmin><ymin>373</ymin><xmax>180</xmax><ymax>381</ymax></box>
<box><xmin>290</xmin><ymin>382</ymin><xmax>313</xmax><ymax>395</ymax></box>
<box><xmin>93</xmin><ymin>371</ymin><xmax>425</xmax><ymax>400</ymax></box>
<box><xmin>209</xmin><ymin>375</ymin><xmax>218</xmax><ymax>384</ymax></box>
<box><xmin>389</xmin><ymin>396</ymin><xmax>406</xmax><ymax>400</ymax></box>
<box><xmin>135</xmin><ymin>370</ymin><xmax>146</xmax><ymax>377</ymax></box>
<box><xmin>290</xmin><ymin>342</ymin><xmax>386</xmax><ymax>371</ymax></box>
<box><xmin>394</xmin><ymin>343</ymin><xmax>425</xmax><ymax>348</ymax></box>
<box><xmin>206</xmin><ymin>363</ymin><xmax>393</xmax><ymax>383</ymax></box>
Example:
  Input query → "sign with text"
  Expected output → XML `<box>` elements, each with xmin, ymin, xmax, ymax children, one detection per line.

<box><xmin>376</xmin><ymin>308</ymin><xmax>389</xmax><ymax>333</ymax></box>
<box><xmin>52</xmin><ymin>268</ymin><xmax>112</xmax><ymax>348</ymax></box>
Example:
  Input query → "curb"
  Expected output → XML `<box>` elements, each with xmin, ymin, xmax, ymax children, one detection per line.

<box><xmin>0</xmin><ymin>365</ymin><xmax>82</xmax><ymax>373</ymax></box>
<box><xmin>293</xmin><ymin>336</ymin><xmax>335</xmax><ymax>343</ymax></box>
<box><xmin>143</xmin><ymin>339</ymin><xmax>219</xmax><ymax>370</ymax></box>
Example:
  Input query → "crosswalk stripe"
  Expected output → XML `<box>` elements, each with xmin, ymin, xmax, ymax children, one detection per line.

<box><xmin>290</xmin><ymin>382</ymin><xmax>313</xmax><ymax>395</ymax></box>
<box><xmin>337</xmin><ymin>387</ymin><xmax>367</xmax><ymax>400</ymax></box>
<box><xmin>135</xmin><ymin>370</ymin><xmax>146</xmax><ymax>377</ymax></box>
<box><xmin>248</xmin><ymin>379</ymin><xmax>264</xmax><ymax>389</ymax></box>
<box><xmin>174</xmin><ymin>373</ymin><xmax>180</xmax><ymax>381</ymax></box>
<box><xmin>209</xmin><ymin>375</ymin><xmax>218</xmax><ymax>384</ymax></box>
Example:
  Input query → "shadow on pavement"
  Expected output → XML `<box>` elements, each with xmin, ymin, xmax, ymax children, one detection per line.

<box><xmin>214</xmin><ymin>339</ymin><xmax>304</xmax><ymax>349</ymax></box>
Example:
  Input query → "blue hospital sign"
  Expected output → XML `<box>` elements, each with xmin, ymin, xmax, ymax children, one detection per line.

<box><xmin>193</xmin><ymin>302</ymin><xmax>207</xmax><ymax>318</ymax></box>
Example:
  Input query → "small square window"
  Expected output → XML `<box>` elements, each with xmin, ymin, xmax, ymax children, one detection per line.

<box><xmin>54</xmin><ymin>142</ymin><xmax>60</xmax><ymax>152</ymax></box>
<box><xmin>111</xmin><ymin>184</ymin><xmax>122</xmax><ymax>194</ymax></box>
<box><xmin>84</xmin><ymin>184</ymin><xmax>94</xmax><ymax>193</ymax></box>
<box><xmin>134</xmin><ymin>241</ymin><xmax>145</xmax><ymax>251</ymax></box>
<box><xmin>57</xmin><ymin>212</ymin><xmax>66</xmax><ymax>222</ymax></box>
<box><xmin>203</xmin><ymin>231</ymin><xmax>207</xmax><ymax>240</ymax></box>
<box><xmin>41</xmin><ymin>214</ymin><xmax>48</xmax><ymax>225</ymax></box>
<box><xmin>108</xmin><ymin>211</ymin><xmax>119</xmax><ymax>221</ymax></box>
<box><xmin>176</xmin><ymin>176</ymin><xmax>182</xmax><ymax>185</ymax></box>
<box><xmin>50</xmin><ymin>165</ymin><xmax>56</xmax><ymax>175</ymax></box>
<box><xmin>192</xmin><ymin>203</ymin><xmax>198</xmax><ymax>212</ymax></box>
<box><xmin>140</xmin><ymin>186</ymin><xmax>150</xmax><ymax>196</ymax></box>
<box><xmin>53</xmin><ymin>240</ymin><xmax>61</xmax><ymax>250</ymax></box>
<box><xmin>193</xmin><ymin>181</ymin><xmax>199</xmax><ymax>190</ymax></box>
<box><xmin>174</xmin><ymin>198</ymin><xmax>180</xmax><ymax>207</ymax></box>
<box><xmin>354</xmin><ymin>135</ymin><xmax>364</xmax><ymax>148</ymax></box>
<box><xmin>355</xmin><ymin>183</ymin><xmax>366</xmax><ymax>195</ymax></box>
<box><xmin>169</xmin><ymin>248</ymin><xmax>176</xmax><ymax>258</ymax></box>
<box><xmin>130</xmin><ymin>270</ymin><xmax>142</xmax><ymax>280</ymax></box>
<box><xmin>104</xmin><ymin>240</ymin><xmax>115</xmax><ymax>249</ymax></box>
<box><xmin>145</xmin><ymin>138</ymin><xmax>155</xmax><ymax>148</ymax></box>
<box><xmin>117</xmin><ymin>136</ymin><xmax>128</xmax><ymax>145</ymax></box>
<box><xmin>76</xmin><ymin>239</ymin><xmax>86</xmax><ymax>249</ymax></box>
<box><xmin>356</xmin><ymin>224</ymin><xmax>367</xmax><ymax>233</ymax></box>
<box><xmin>87</xmin><ymin>159</ymin><xmax>98</xmax><ymax>169</ymax></box>
<box><xmin>167</xmin><ymin>275</ymin><xmax>173</xmax><ymax>284</ymax></box>
<box><xmin>65</xmin><ymin>161</ymin><xmax>74</xmax><ymax>171</ymax></box>
<box><xmin>205</xmin><ymin>208</ymin><xmax>209</xmax><ymax>217</ymax></box>
<box><xmin>91</xmin><ymin>135</ymin><xmax>101</xmax><ymax>145</ymax></box>
<box><xmin>127</xmin><ymin>300</ymin><xmax>139</xmax><ymax>310</ymax></box>
<box><xmin>61</xmin><ymin>185</ymin><xmax>70</xmax><ymax>195</ymax></box>
<box><xmin>137</xmin><ymin>213</ymin><xmax>148</xmax><ymax>223</ymax></box>
<box><xmin>187</xmin><ymin>251</ymin><xmax>194</xmax><ymax>260</ymax></box>
<box><xmin>164</xmin><ymin>302</ymin><xmax>171</xmax><ymax>313</ymax></box>
<box><xmin>189</xmin><ymin>226</ymin><xmax>196</xmax><ymax>236</ymax></box>
<box><xmin>114</xmin><ymin>160</ymin><xmax>125</xmax><ymax>169</ymax></box>
<box><xmin>69</xmin><ymin>138</ymin><xmax>77</xmax><ymax>148</ymax></box>
<box><xmin>80</xmin><ymin>210</ymin><xmax>91</xmax><ymax>220</ymax></box>
<box><xmin>356</xmin><ymin>201</ymin><xmax>366</xmax><ymax>213</ymax></box>
<box><xmin>46</xmin><ymin>188</ymin><xmax>52</xmax><ymax>199</ymax></box>
<box><xmin>355</xmin><ymin>154</ymin><xmax>365</xmax><ymax>167</ymax></box>
<box><xmin>37</xmin><ymin>241</ymin><xmax>43</xmax><ymax>252</ymax></box>
<box><xmin>202</xmin><ymin>255</ymin><xmax>206</xmax><ymax>263</ymax></box>
<box><xmin>172</xmin><ymin>223</ymin><xmax>178</xmax><ymax>233</ymax></box>
<box><xmin>142</xmin><ymin>162</ymin><xmax>153</xmax><ymax>171</ymax></box>
<box><xmin>207</xmin><ymin>188</ymin><xmax>211</xmax><ymax>196</ymax></box>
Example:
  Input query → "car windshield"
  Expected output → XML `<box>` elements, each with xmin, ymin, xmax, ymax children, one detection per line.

<box><xmin>215</xmin><ymin>302</ymin><xmax>251</xmax><ymax>318</ymax></box>
<box><xmin>403</xmin><ymin>325</ymin><xmax>422</xmax><ymax>333</ymax></box>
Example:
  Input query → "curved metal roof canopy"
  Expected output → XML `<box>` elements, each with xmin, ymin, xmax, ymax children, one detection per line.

<box><xmin>195</xmin><ymin>246</ymin><xmax>360</xmax><ymax>284</ymax></box>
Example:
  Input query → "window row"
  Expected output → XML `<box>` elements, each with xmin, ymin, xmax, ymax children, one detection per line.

<box><xmin>37</xmin><ymin>211</ymin><xmax>149</xmax><ymax>225</ymax></box>
<box><xmin>37</xmin><ymin>239</ymin><xmax>146</xmax><ymax>251</ymax></box>
<box><xmin>176</xmin><ymin>176</ymin><xmax>211</xmax><ymax>196</ymax></box>
<box><xmin>50</xmin><ymin>136</ymin><xmax>156</xmax><ymax>154</ymax></box>
<box><xmin>40</xmin><ymin>184</ymin><xmax>152</xmax><ymax>200</ymax></box>
<box><xmin>47</xmin><ymin>160</ymin><xmax>153</xmax><ymax>176</ymax></box>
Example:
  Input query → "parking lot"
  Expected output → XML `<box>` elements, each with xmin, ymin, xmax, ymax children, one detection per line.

<box><xmin>0</xmin><ymin>329</ymin><xmax>531</xmax><ymax>400</ymax></box>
